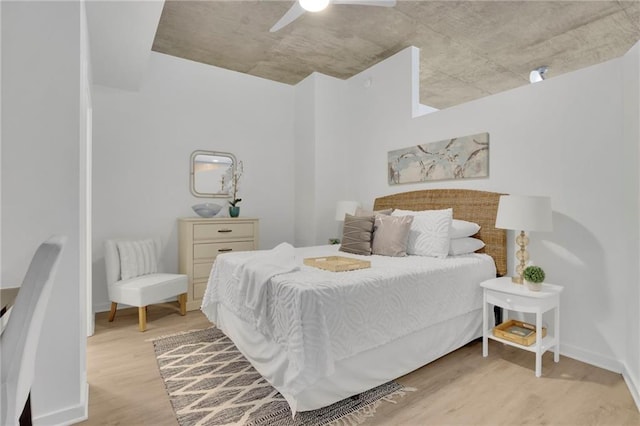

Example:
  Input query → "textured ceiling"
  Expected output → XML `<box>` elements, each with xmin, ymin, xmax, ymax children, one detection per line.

<box><xmin>153</xmin><ymin>0</ymin><xmax>640</xmax><ymax>109</ymax></box>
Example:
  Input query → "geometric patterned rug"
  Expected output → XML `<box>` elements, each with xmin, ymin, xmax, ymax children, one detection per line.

<box><xmin>152</xmin><ymin>327</ymin><xmax>413</xmax><ymax>426</ymax></box>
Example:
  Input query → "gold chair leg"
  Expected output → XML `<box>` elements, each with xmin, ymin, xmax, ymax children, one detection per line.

<box><xmin>108</xmin><ymin>302</ymin><xmax>117</xmax><ymax>322</ymax></box>
<box><xmin>138</xmin><ymin>306</ymin><xmax>147</xmax><ymax>332</ymax></box>
<box><xmin>179</xmin><ymin>293</ymin><xmax>187</xmax><ymax>316</ymax></box>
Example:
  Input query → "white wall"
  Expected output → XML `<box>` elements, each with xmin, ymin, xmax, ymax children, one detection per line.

<box><xmin>86</xmin><ymin>0</ymin><xmax>164</xmax><ymax>91</ymax></box>
<box><xmin>340</xmin><ymin>46</ymin><xmax>636</xmax><ymax>373</ymax></box>
<box><xmin>293</xmin><ymin>74</ymin><xmax>317</xmax><ymax>247</ymax></box>
<box><xmin>92</xmin><ymin>52</ymin><xmax>295</xmax><ymax>311</ymax></box>
<box><xmin>293</xmin><ymin>72</ymin><xmax>349</xmax><ymax>246</ymax></box>
<box><xmin>313</xmin><ymin>74</ymin><xmax>349</xmax><ymax>243</ymax></box>
<box><xmin>1</xmin><ymin>1</ymin><xmax>88</xmax><ymax>423</ymax></box>
<box><xmin>622</xmin><ymin>41</ymin><xmax>640</xmax><ymax>407</ymax></box>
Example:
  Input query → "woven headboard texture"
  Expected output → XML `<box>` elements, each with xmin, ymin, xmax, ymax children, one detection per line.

<box><xmin>373</xmin><ymin>189</ymin><xmax>506</xmax><ymax>277</ymax></box>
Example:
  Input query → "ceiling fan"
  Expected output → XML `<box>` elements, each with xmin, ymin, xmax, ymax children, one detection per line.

<box><xmin>270</xmin><ymin>0</ymin><xmax>397</xmax><ymax>32</ymax></box>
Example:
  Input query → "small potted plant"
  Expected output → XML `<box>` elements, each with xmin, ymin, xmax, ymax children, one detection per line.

<box><xmin>228</xmin><ymin>161</ymin><xmax>243</xmax><ymax>217</ymax></box>
<box><xmin>523</xmin><ymin>265</ymin><xmax>545</xmax><ymax>291</ymax></box>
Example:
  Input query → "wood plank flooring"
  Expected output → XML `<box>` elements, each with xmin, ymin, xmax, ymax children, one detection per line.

<box><xmin>80</xmin><ymin>306</ymin><xmax>640</xmax><ymax>425</ymax></box>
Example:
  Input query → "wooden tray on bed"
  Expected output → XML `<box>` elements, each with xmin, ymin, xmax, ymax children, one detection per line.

<box><xmin>303</xmin><ymin>256</ymin><xmax>371</xmax><ymax>272</ymax></box>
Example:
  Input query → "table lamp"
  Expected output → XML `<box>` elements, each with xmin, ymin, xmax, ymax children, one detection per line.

<box><xmin>495</xmin><ymin>195</ymin><xmax>552</xmax><ymax>284</ymax></box>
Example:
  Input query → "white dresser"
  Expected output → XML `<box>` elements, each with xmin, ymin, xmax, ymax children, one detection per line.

<box><xmin>178</xmin><ymin>217</ymin><xmax>259</xmax><ymax>311</ymax></box>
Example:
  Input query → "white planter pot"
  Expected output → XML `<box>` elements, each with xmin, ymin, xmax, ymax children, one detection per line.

<box><xmin>525</xmin><ymin>280</ymin><xmax>543</xmax><ymax>291</ymax></box>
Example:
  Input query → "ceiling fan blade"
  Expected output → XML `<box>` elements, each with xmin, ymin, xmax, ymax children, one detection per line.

<box><xmin>270</xmin><ymin>2</ymin><xmax>306</xmax><ymax>32</ymax></box>
<box><xmin>332</xmin><ymin>0</ymin><xmax>396</xmax><ymax>6</ymax></box>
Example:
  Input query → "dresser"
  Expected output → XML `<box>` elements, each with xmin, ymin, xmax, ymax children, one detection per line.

<box><xmin>178</xmin><ymin>217</ymin><xmax>259</xmax><ymax>311</ymax></box>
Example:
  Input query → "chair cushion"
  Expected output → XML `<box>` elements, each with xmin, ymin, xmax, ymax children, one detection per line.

<box><xmin>108</xmin><ymin>273</ymin><xmax>187</xmax><ymax>307</ymax></box>
<box><xmin>116</xmin><ymin>239</ymin><xmax>158</xmax><ymax>280</ymax></box>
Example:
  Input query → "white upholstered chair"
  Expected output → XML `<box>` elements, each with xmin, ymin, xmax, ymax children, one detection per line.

<box><xmin>104</xmin><ymin>238</ymin><xmax>187</xmax><ymax>332</ymax></box>
<box><xmin>1</xmin><ymin>235</ymin><xmax>66</xmax><ymax>426</ymax></box>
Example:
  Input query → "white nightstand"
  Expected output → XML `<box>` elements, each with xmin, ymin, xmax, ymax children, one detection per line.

<box><xmin>481</xmin><ymin>276</ymin><xmax>563</xmax><ymax>377</ymax></box>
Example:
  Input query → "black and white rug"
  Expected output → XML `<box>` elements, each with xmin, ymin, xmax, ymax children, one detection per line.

<box><xmin>152</xmin><ymin>327</ymin><xmax>413</xmax><ymax>426</ymax></box>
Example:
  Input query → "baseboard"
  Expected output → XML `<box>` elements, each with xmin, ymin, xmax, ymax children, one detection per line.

<box><xmin>561</xmin><ymin>342</ymin><xmax>622</xmax><ymax>373</ymax></box>
<box><xmin>34</xmin><ymin>381</ymin><xmax>88</xmax><ymax>425</ymax></box>
<box><xmin>622</xmin><ymin>363</ymin><xmax>640</xmax><ymax>412</ymax></box>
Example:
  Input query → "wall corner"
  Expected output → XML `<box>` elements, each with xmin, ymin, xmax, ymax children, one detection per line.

<box><xmin>410</xmin><ymin>46</ymin><xmax>438</xmax><ymax>118</ymax></box>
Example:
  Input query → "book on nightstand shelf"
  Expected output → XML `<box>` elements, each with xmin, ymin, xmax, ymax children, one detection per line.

<box><xmin>505</xmin><ymin>325</ymin><xmax>534</xmax><ymax>338</ymax></box>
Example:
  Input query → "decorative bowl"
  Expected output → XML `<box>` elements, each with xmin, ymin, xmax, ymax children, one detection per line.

<box><xmin>192</xmin><ymin>203</ymin><xmax>222</xmax><ymax>218</ymax></box>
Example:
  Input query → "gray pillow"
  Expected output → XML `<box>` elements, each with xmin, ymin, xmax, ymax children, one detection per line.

<box><xmin>339</xmin><ymin>214</ymin><xmax>375</xmax><ymax>256</ymax></box>
<box><xmin>372</xmin><ymin>215</ymin><xmax>413</xmax><ymax>257</ymax></box>
<box><xmin>355</xmin><ymin>207</ymin><xmax>393</xmax><ymax>217</ymax></box>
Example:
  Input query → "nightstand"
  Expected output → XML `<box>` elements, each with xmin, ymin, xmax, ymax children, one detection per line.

<box><xmin>481</xmin><ymin>276</ymin><xmax>563</xmax><ymax>377</ymax></box>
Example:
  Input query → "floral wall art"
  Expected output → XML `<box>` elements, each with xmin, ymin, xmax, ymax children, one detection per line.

<box><xmin>388</xmin><ymin>132</ymin><xmax>489</xmax><ymax>185</ymax></box>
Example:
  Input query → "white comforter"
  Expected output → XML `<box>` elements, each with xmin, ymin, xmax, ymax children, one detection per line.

<box><xmin>201</xmin><ymin>244</ymin><xmax>495</xmax><ymax>398</ymax></box>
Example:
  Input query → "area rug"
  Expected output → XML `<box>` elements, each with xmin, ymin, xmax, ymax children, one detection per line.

<box><xmin>153</xmin><ymin>327</ymin><xmax>413</xmax><ymax>426</ymax></box>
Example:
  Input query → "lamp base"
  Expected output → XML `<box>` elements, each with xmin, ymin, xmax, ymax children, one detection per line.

<box><xmin>513</xmin><ymin>230</ymin><xmax>529</xmax><ymax>285</ymax></box>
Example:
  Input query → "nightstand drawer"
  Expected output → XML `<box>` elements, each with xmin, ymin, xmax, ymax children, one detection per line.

<box><xmin>194</xmin><ymin>223</ymin><xmax>255</xmax><ymax>241</ymax></box>
<box><xmin>194</xmin><ymin>241</ymin><xmax>255</xmax><ymax>261</ymax></box>
<box><xmin>486</xmin><ymin>291</ymin><xmax>540</xmax><ymax>313</ymax></box>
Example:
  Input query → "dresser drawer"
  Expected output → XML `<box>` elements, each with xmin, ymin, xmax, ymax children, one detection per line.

<box><xmin>193</xmin><ymin>222</ymin><xmax>255</xmax><ymax>241</ymax></box>
<box><xmin>193</xmin><ymin>262</ymin><xmax>214</xmax><ymax>281</ymax></box>
<box><xmin>193</xmin><ymin>281</ymin><xmax>207</xmax><ymax>300</ymax></box>
<box><xmin>194</xmin><ymin>241</ymin><xmax>255</xmax><ymax>261</ymax></box>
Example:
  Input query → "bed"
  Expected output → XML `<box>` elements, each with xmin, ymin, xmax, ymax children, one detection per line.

<box><xmin>201</xmin><ymin>189</ymin><xmax>506</xmax><ymax>414</ymax></box>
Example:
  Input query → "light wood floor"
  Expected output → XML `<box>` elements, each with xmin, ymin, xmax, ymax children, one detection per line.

<box><xmin>81</xmin><ymin>306</ymin><xmax>640</xmax><ymax>425</ymax></box>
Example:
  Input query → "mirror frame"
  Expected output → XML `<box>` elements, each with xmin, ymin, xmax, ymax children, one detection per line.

<box><xmin>190</xmin><ymin>150</ymin><xmax>237</xmax><ymax>198</ymax></box>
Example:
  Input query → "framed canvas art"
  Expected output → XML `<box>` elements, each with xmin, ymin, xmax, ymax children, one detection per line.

<box><xmin>388</xmin><ymin>132</ymin><xmax>489</xmax><ymax>185</ymax></box>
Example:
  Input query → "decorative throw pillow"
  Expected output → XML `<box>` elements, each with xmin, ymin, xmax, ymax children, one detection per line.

<box><xmin>371</xmin><ymin>215</ymin><xmax>413</xmax><ymax>257</ymax></box>
<box><xmin>451</xmin><ymin>219</ymin><xmax>481</xmax><ymax>239</ymax></box>
<box><xmin>117</xmin><ymin>239</ymin><xmax>159</xmax><ymax>280</ymax></box>
<box><xmin>355</xmin><ymin>207</ymin><xmax>393</xmax><ymax>217</ymax></box>
<box><xmin>339</xmin><ymin>214</ymin><xmax>375</xmax><ymax>256</ymax></box>
<box><xmin>449</xmin><ymin>237</ymin><xmax>485</xmax><ymax>255</ymax></box>
<box><xmin>392</xmin><ymin>208</ymin><xmax>453</xmax><ymax>258</ymax></box>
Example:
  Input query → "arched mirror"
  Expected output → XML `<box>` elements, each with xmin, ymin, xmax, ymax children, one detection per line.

<box><xmin>190</xmin><ymin>150</ymin><xmax>236</xmax><ymax>198</ymax></box>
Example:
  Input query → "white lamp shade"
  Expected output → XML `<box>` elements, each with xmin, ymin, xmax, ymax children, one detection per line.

<box><xmin>335</xmin><ymin>201</ymin><xmax>359</xmax><ymax>221</ymax></box>
<box><xmin>495</xmin><ymin>195</ymin><xmax>552</xmax><ymax>232</ymax></box>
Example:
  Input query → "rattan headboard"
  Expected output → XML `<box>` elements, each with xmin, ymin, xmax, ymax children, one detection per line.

<box><xmin>373</xmin><ymin>189</ymin><xmax>506</xmax><ymax>277</ymax></box>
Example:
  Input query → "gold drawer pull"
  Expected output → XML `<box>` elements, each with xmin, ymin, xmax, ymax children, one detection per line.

<box><xmin>218</xmin><ymin>248</ymin><xmax>233</xmax><ymax>252</ymax></box>
<box><xmin>218</xmin><ymin>229</ymin><xmax>233</xmax><ymax>233</ymax></box>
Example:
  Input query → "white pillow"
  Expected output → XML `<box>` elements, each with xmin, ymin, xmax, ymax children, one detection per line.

<box><xmin>392</xmin><ymin>208</ymin><xmax>452</xmax><ymax>258</ymax></box>
<box><xmin>451</xmin><ymin>219</ymin><xmax>481</xmax><ymax>239</ymax></box>
<box><xmin>117</xmin><ymin>239</ymin><xmax>158</xmax><ymax>280</ymax></box>
<box><xmin>449</xmin><ymin>237</ymin><xmax>485</xmax><ymax>255</ymax></box>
